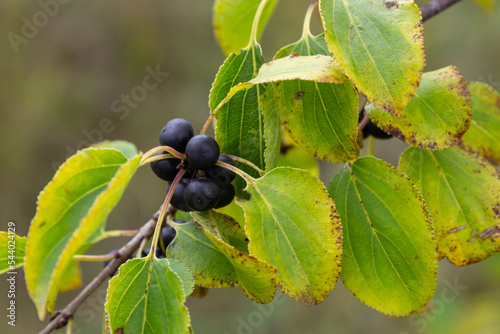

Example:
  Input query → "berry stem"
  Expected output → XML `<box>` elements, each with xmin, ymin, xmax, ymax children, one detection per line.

<box><xmin>148</xmin><ymin>169</ymin><xmax>186</xmax><ymax>258</ymax></box>
<box><xmin>139</xmin><ymin>153</ymin><xmax>175</xmax><ymax>167</ymax></box>
<box><xmin>224</xmin><ymin>154</ymin><xmax>265</xmax><ymax>176</ymax></box>
<box><xmin>140</xmin><ymin>146</ymin><xmax>185</xmax><ymax>166</ymax></box>
<box><xmin>357</xmin><ymin>106</ymin><xmax>370</xmax><ymax>133</ymax></box>
<box><xmin>200</xmin><ymin>96</ymin><xmax>227</xmax><ymax>135</ymax></box>
<box><xmin>217</xmin><ymin>161</ymin><xmax>254</xmax><ymax>183</ymax></box>
<box><xmin>135</xmin><ymin>237</ymin><xmax>148</xmax><ymax>258</ymax></box>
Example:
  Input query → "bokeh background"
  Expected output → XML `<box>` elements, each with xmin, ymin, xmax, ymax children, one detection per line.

<box><xmin>1</xmin><ymin>0</ymin><xmax>499</xmax><ymax>333</ymax></box>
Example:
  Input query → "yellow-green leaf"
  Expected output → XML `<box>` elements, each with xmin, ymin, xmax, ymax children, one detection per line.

<box><xmin>398</xmin><ymin>146</ymin><xmax>500</xmax><ymax>266</ymax></box>
<box><xmin>238</xmin><ymin>167</ymin><xmax>342</xmax><ymax>305</ymax></box>
<box><xmin>367</xmin><ymin>66</ymin><xmax>472</xmax><ymax>149</ymax></box>
<box><xmin>105</xmin><ymin>257</ymin><xmax>192</xmax><ymax>333</ymax></box>
<box><xmin>213</xmin><ymin>0</ymin><xmax>279</xmax><ymax>55</ymax></box>
<box><xmin>459</xmin><ymin>81</ymin><xmax>500</xmax><ymax>164</ymax></box>
<box><xmin>268</xmin><ymin>20</ymin><xmax>360</xmax><ymax>163</ymax></box>
<box><xmin>320</xmin><ymin>0</ymin><xmax>425</xmax><ymax>117</ymax></box>
<box><xmin>329</xmin><ymin>156</ymin><xmax>437</xmax><ymax>316</ymax></box>
<box><xmin>0</xmin><ymin>232</ymin><xmax>26</xmax><ymax>275</ymax></box>
<box><xmin>167</xmin><ymin>220</ymin><xmax>277</xmax><ymax>303</ymax></box>
<box><xmin>25</xmin><ymin>143</ymin><xmax>141</xmax><ymax>319</ymax></box>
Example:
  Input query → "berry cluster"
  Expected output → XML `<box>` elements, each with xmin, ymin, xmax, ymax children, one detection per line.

<box><xmin>358</xmin><ymin>109</ymin><xmax>393</xmax><ymax>139</ymax></box>
<box><xmin>151</xmin><ymin>118</ymin><xmax>236</xmax><ymax>212</ymax></box>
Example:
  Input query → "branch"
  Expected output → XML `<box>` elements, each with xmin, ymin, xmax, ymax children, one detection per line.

<box><xmin>421</xmin><ymin>0</ymin><xmax>463</xmax><ymax>22</ymax></box>
<box><xmin>39</xmin><ymin>210</ymin><xmax>163</xmax><ymax>334</ymax></box>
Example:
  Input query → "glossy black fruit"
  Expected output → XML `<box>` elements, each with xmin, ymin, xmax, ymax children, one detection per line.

<box><xmin>159</xmin><ymin>118</ymin><xmax>194</xmax><ymax>152</ymax></box>
<box><xmin>204</xmin><ymin>154</ymin><xmax>236</xmax><ymax>187</ymax></box>
<box><xmin>214</xmin><ymin>184</ymin><xmax>235</xmax><ymax>209</ymax></box>
<box><xmin>158</xmin><ymin>225</ymin><xmax>176</xmax><ymax>252</ymax></box>
<box><xmin>150</xmin><ymin>152</ymin><xmax>181</xmax><ymax>181</ymax></box>
<box><xmin>359</xmin><ymin>109</ymin><xmax>393</xmax><ymax>139</ymax></box>
<box><xmin>185</xmin><ymin>134</ymin><xmax>220</xmax><ymax>170</ymax></box>
<box><xmin>184</xmin><ymin>177</ymin><xmax>220</xmax><ymax>211</ymax></box>
<box><xmin>169</xmin><ymin>178</ymin><xmax>191</xmax><ymax>212</ymax></box>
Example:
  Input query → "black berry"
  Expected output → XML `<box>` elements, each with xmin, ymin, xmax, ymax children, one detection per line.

<box><xmin>185</xmin><ymin>134</ymin><xmax>220</xmax><ymax>170</ymax></box>
<box><xmin>158</xmin><ymin>225</ymin><xmax>176</xmax><ymax>252</ymax></box>
<box><xmin>150</xmin><ymin>152</ymin><xmax>181</xmax><ymax>181</ymax></box>
<box><xmin>169</xmin><ymin>179</ymin><xmax>191</xmax><ymax>212</ymax></box>
<box><xmin>204</xmin><ymin>154</ymin><xmax>236</xmax><ymax>187</ymax></box>
<box><xmin>214</xmin><ymin>184</ymin><xmax>235</xmax><ymax>209</ymax></box>
<box><xmin>159</xmin><ymin>118</ymin><xmax>194</xmax><ymax>152</ymax></box>
<box><xmin>359</xmin><ymin>109</ymin><xmax>393</xmax><ymax>139</ymax></box>
<box><xmin>184</xmin><ymin>177</ymin><xmax>220</xmax><ymax>211</ymax></box>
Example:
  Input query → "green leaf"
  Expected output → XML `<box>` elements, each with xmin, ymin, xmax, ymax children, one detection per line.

<box><xmin>0</xmin><ymin>232</ymin><xmax>26</xmax><ymax>275</ymax></box>
<box><xmin>92</xmin><ymin>140</ymin><xmax>140</xmax><ymax>160</ymax></box>
<box><xmin>320</xmin><ymin>0</ymin><xmax>425</xmax><ymax>117</ymax></box>
<box><xmin>366</xmin><ymin>66</ymin><xmax>472</xmax><ymax>150</ymax></box>
<box><xmin>267</xmin><ymin>29</ymin><xmax>359</xmax><ymax>163</ymax></box>
<box><xmin>248</xmin><ymin>54</ymin><xmax>347</xmax><ymax>85</ymax></box>
<box><xmin>398</xmin><ymin>146</ymin><xmax>500</xmax><ymax>266</ymax></box>
<box><xmin>57</xmin><ymin>261</ymin><xmax>82</xmax><ymax>293</ymax></box>
<box><xmin>277</xmin><ymin>142</ymin><xmax>319</xmax><ymax>177</ymax></box>
<box><xmin>105</xmin><ymin>257</ymin><xmax>192</xmax><ymax>334</ymax></box>
<box><xmin>238</xmin><ymin>167</ymin><xmax>342</xmax><ymax>305</ymax></box>
<box><xmin>328</xmin><ymin>156</ymin><xmax>437</xmax><ymax>316</ymax></box>
<box><xmin>167</xmin><ymin>220</ymin><xmax>277</xmax><ymax>303</ymax></box>
<box><xmin>459</xmin><ymin>81</ymin><xmax>500</xmax><ymax>164</ymax></box>
<box><xmin>167</xmin><ymin>220</ymin><xmax>238</xmax><ymax>288</ymax></box>
<box><xmin>260</xmin><ymin>85</ymin><xmax>281</xmax><ymax>171</ymax></box>
<box><xmin>202</xmin><ymin>230</ymin><xmax>277</xmax><ymax>303</ymax></box>
<box><xmin>191</xmin><ymin>211</ymin><xmax>248</xmax><ymax>253</ymax></box>
<box><xmin>210</xmin><ymin>42</ymin><xmax>266</xmax><ymax>197</ymax></box>
<box><xmin>25</xmin><ymin>143</ymin><xmax>141</xmax><ymax>319</ymax></box>
<box><xmin>213</xmin><ymin>0</ymin><xmax>279</xmax><ymax>55</ymax></box>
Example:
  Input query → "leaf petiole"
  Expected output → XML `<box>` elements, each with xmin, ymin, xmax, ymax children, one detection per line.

<box><xmin>224</xmin><ymin>154</ymin><xmax>265</xmax><ymax>176</ymax></box>
<box><xmin>216</xmin><ymin>161</ymin><xmax>254</xmax><ymax>185</ymax></box>
<box><xmin>72</xmin><ymin>253</ymin><xmax>116</xmax><ymax>262</ymax></box>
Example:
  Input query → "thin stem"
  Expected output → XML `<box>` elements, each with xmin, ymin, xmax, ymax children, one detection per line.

<box><xmin>248</xmin><ymin>0</ymin><xmax>270</xmax><ymax>47</ymax></box>
<box><xmin>224</xmin><ymin>154</ymin><xmax>265</xmax><ymax>176</ymax></box>
<box><xmin>302</xmin><ymin>1</ymin><xmax>318</xmax><ymax>38</ymax></box>
<box><xmin>72</xmin><ymin>253</ymin><xmax>116</xmax><ymax>262</ymax></box>
<box><xmin>368</xmin><ymin>136</ymin><xmax>375</xmax><ymax>156</ymax></box>
<box><xmin>149</xmin><ymin>169</ymin><xmax>186</xmax><ymax>257</ymax></box>
<box><xmin>135</xmin><ymin>237</ymin><xmax>149</xmax><ymax>258</ymax></box>
<box><xmin>200</xmin><ymin>95</ymin><xmax>228</xmax><ymax>135</ymax></box>
<box><xmin>217</xmin><ymin>161</ymin><xmax>253</xmax><ymax>183</ymax></box>
<box><xmin>139</xmin><ymin>153</ymin><xmax>176</xmax><ymax>167</ymax></box>
<box><xmin>39</xmin><ymin>210</ymin><xmax>162</xmax><ymax>334</ymax></box>
<box><xmin>140</xmin><ymin>146</ymin><xmax>185</xmax><ymax>165</ymax></box>
<box><xmin>92</xmin><ymin>229</ymin><xmax>139</xmax><ymax>243</ymax></box>
<box><xmin>357</xmin><ymin>112</ymin><xmax>370</xmax><ymax>133</ymax></box>
<box><xmin>421</xmin><ymin>0</ymin><xmax>463</xmax><ymax>22</ymax></box>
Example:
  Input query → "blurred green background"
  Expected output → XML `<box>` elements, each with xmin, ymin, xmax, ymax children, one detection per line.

<box><xmin>1</xmin><ymin>0</ymin><xmax>499</xmax><ymax>333</ymax></box>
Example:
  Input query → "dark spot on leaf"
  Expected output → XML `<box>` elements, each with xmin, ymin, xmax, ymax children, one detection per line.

<box><xmin>39</xmin><ymin>222</ymin><xmax>45</xmax><ymax>228</ymax></box>
<box><xmin>295</xmin><ymin>91</ymin><xmax>305</xmax><ymax>99</ymax></box>
<box><xmin>115</xmin><ymin>329</ymin><xmax>124</xmax><ymax>334</ymax></box>
<box><xmin>385</xmin><ymin>0</ymin><xmax>398</xmax><ymax>9</ymax></box>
